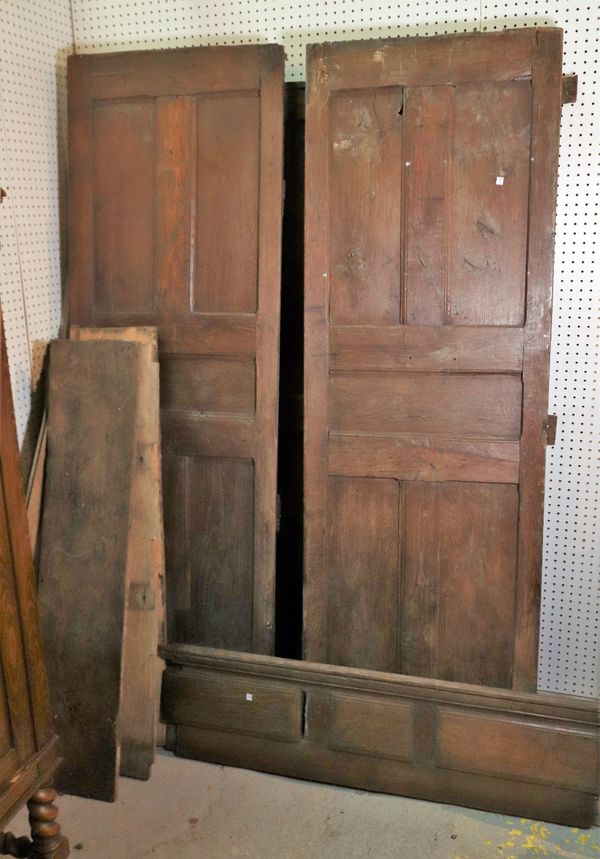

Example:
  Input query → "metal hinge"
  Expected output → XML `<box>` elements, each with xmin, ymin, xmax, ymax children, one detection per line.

<box><xmin>545</xmin><ymin>415</ymin><xmax>558</xmax><ymax>446</ymax></box>
<box><xmin>562</xmin><ymin>73</ymin><xmax>578</xmax><ymax>105</ymax></box>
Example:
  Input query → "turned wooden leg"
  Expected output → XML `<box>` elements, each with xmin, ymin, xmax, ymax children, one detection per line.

<box><xmin>26</xmin><ymin>788</ymin><xmax>69</xmax><ymax>859</ymax></box>
<box><xmin>0</xmin><ymin>831</ymin><xmax>33</xmax><ymax>857</ymax></box>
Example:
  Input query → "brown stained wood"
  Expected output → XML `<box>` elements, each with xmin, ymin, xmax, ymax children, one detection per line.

<box><xmin>160</xmin><ymin>355</ymin><xmax>255</xmax><ymax>416</ymax></box>
<box><xmin>93</xmin><ymin>100</ymin><xmax>155</xmax><ymax>314</ymax></box>
<box><xmin>160</xmin><ymin>645</ymin><xmax>600</xmax><ymax>828</ymax></box>
<box><xmin>90</xmin><ymin>46</ymin><xmax>261</xmax><ymax>99</ymax></box>
<box><xmin>25</xmin><ymin>416</ymin><xmax>47</xmax><ymax>556</ymax></box>
<box><xmin>329</xmin><ymin>434</ymin><xmax>520</xmax><ymax>484</ymax></box>
<box><xmin>329</xmin><ymin>373</ymin><xmax>522</xmax><ymax>438</ymax></box>
<box><xmin>437</xmin><ymin>710</ymin><xmax>598</xmax><ymax>791</ymax></box>
<box><xmin>329</xmin><ymin>88</ymin><xmax>403</xmax><ymax>324</ymax></box>
<box><xmin>303</xmin><ymin>46</ymin><xmax>332</xmax><ymax>663</ymax></box>
<box><xmin>513</xmin><ymin>29</ymin><xmax>564</xmax><ymax>691</ymax></box>
<box><xmin>329</xmin><ymin>695</ymin><xmax>414</xmax><ymax>761</ymax></box>
<box><xmin>68</xmin><ymin>45</ymin><xmax>284</xmax><ymax>655</ymax></box>
<box><xmin>401</xmin><ymin>483</ymin><xmax>518</xmax><ymax>687</ymax></box>
<box><xmin>38</xmin><ymin>340</ymin><xmax>139</xmax><ymax>801</ymax></box>
<box><xmin>0</xmin><ymin>309</ymin><xmax>64</xmax><ymax>839</ymax></box>
<box><xmin>187</xmin><ymin>458</ymin><xmax>255</xmax><ymax>650</ymax></box>
<box><xmin>155</xmin><ymin>96</ymin><xmax>195</xmax><ymax>315</ymax></box>
<box><xmin>195</xmin><ymin>93</ymin><xmax>260</xmax><ymax>313</ymax></box>
<box><xmin>70</xmin><ymin>327</ymin><xmax>164</xmax><ymax>782</ymax></box>
<box><xmin>305</xmin><ymin>29</ymin><xmax>564</xmax><ymax>689</ymax></box>
<box><xmin>330</xmin><ymin>326</ymin><xmax>524</xmax><ymax>372</ymax></box>
<box><xmin>161</xmin><ymin>670</ymin><xmax>302</xmax><ymax>742</ymax></box>
<box><xmin>0</xmin><ymin>313</ymin><xmax>54</xmax><ymax>762</ymax></box>
<box><xmin>403</xmin><ymin>86</ymin><xmax>452</xmax><ymax>324</ymax></box>
<box><xmin>324</xmin><ymin>30</ymin><xmax>536</xmax><ymax>90</ymax></box>
<box><xmin>448</xmin><ymin>81</ymin><xmax>531</xmax><ymax>325</ymax></box>
<box><xmin>561</xmin><ymin>72</ymin><xmax>577</xmax><ymax>104</ymax></box>
<box><xmin>326</xmin><ymin>478</ymin><xmax>399</xmax><ymax>672</ymax></box>
<box><xmin>161</xmin><ymin>414</ymin><xmax>255</xmax><ymax>459</ymax></box>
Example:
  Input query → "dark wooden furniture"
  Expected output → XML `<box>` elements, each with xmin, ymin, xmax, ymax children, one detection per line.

<box><xmin>67</xmin><ymin>44</ymin><xmax>285</xmax><ymax>655</ymax></box>
<box><xmin>304</xmin><ymin>28</ymin><xmax>564</xmax><ymax>690</ymax></box>
<box><xmin>0</xmin><ymin>311</ymin><xmax>69</xmax><ymax>858</ymax></box>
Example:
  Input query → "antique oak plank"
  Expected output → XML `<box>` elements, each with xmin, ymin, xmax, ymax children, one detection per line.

<box><xmin>70</xmin><ymin>327</ymin><xmax>165</xmax><ymax>781</ymax></box>
<box><xmin>38</xmin><ymin>340</ymin><xmax>139</xmax><ymax>801</ymax></box>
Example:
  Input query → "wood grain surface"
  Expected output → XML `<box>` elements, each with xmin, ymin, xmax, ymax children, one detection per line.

<box><xmin>67</xmin><ymin>44</ymin><xmax>284</xmax><ymax>655</ymax></box>
<box><xmin>304</xmin><ymin>29</ymin><xmax>564</xmax><ymax>690</ymax></box>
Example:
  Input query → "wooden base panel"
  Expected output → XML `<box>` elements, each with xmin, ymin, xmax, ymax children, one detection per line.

<box><xmin>161</xmin><ymin>645</ymin><xmax>599</xmax><ymax>828</ymax></box>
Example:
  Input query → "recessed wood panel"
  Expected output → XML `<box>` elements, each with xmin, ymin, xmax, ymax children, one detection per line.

<box><xmin>329</xmin><ymin>325</ymin><xmax>524</xmax><ymax>373</ymax></box>
<box><xmin>194</xmin><ymin>93</ymin><xmax>260</xmax><ymax>313</ymax></box>
<box><xmin>329</xmin><ymin>434</ymin><xmax>520</xmax><ymax>484</ymax></box>
<box><xmin>401</xmin><ymin>482</ymin><xmax>519</xmax><ymax>686</ymax></box>
<box><xmin>155</xmin><ymin>96</ymin><xmax>195</xmax><ymax>312</ymax></box>
<box><xmin>438</xmin><ymin>710</ymin><xmax>598</xmax><ymax>791</ymax></box>
<box><xmin>448</xmin><ymin>81</ymin><xmax>532</xmax><ymax>325</ymax></box>
<box><xmin>93</xmin><ymin>100</ymin><xmax>155</xmax><ymax>313</ymax></box>
<box><xmin>329</xmin><ymin>89</ymin><xmax>403</xmax><ymax>324</ymax></box>
<box><xmin>187</xmin><ymin>458</ymin><xmax>255</xmax><ymax>650</ymax></box>
<box><xmin>161</xmin><ymin>355</ymin><xmax>255</xmax><ymax>416</ymax></box>
<box><xmin>326</xmin><ymin>478</ymin><xmax>399</xmax><ymax>671</ymax></box>
<box><xmin>329</xmin><ymin>694</ymin><xmax>415</xmax><ymax>761</ymax></box>
<box><xmin>329</xmin><ymin>373</ymin><xmax>522</xmax><ymax>439</ymax></box>
<box><xmin>403</xmin><ymin>86</ymin><xmax>452</xmax><ymax>325</ymax></box>
<box><xmin>162</xmin><ymin>670</ymin><xmax>302</xmax><ymax>742</ymax></box>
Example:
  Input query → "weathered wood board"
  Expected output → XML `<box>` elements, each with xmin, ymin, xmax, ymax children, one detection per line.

<box><xmin>38</xmin><ymin>340</ymin><xmax>139</xmax><ymax>800</ymax></box>
<box><xmin>304</xmin><ymin>29</ymin><xmax>564</xmax><ymax>690</ymax></box>
<box><xmin>71</xmin><ymin>327</ymin><xmax>164</xmax><ymax>781</ymax></box>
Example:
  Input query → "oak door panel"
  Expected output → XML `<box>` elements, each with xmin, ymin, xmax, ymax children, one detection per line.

<box><xmin>401</xmin><ymin>482</ymin><xmax>518</xmax><ymax>686</ymax></box>
<box><xmin>326</xmin><ymin>478</ymin><xmax>399</xmax><ymax>671</ymax></box>
<box><xmin>68</xmin><ymin>45</ymin><xmax>284</xmax><ymax>653</ymax></box>
<box><xmin>304</xmin><ymin>29</ymin><xmax>564</xmax><ymax>689</ymax></box>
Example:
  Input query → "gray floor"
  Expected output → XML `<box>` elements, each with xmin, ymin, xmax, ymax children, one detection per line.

<box><xmin>10</xmin><ymin>751</ymin><xmax>599</xmax><ymax>857</ymax></box>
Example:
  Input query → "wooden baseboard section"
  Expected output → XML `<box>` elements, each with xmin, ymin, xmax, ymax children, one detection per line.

<box><xmin>160</xmin><ymin>645</ymin><xmax>599</xmax><ymax>827</ymax></box>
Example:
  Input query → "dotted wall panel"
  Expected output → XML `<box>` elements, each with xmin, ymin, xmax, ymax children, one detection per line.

<box><xmin>0</xmin><ymin>0</ymin><xmax>73</xmax><ymax>443</ymax></box>
<box><xmin>41</xmin><ymin>0</ymin><xmax>598</xmax><ymax>697</ymax></box>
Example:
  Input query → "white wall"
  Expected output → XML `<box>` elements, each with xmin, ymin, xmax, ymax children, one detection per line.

<box><xmin>0</xmin><ymin>0</ymin><xmax>73</xmax><ymax>448</ymax></box>
<box><xmin>1</xmin><ymin>0</ymin><xmax>596</xmax><ymax>696</ymax></box>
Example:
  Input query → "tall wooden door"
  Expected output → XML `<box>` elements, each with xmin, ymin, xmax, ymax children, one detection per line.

<box><xmin>68</xmin><ymin>45</ymin><xmax>284</xmax><ymax>654</ymax></box>
<box><xmin>304</xmin><ymin>29</ymin><xmax>564</xmax><ymax>690</ymax></box>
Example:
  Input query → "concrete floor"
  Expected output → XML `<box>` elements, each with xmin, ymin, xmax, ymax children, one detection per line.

<box><xmin>10</xmin><ymin>751</ymin><xmax>599</xmax><ymax>858</ymax></box>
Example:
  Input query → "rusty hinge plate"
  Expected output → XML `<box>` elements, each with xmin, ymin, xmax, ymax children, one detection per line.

<box><xmin>545</xmin><ymin>415</ymin><xmax>558</xmax><ymax>446</ymax></box>
<box><xmin>562</xmin><ymin>73</ymin><xmax>578</xmax><ymax>105</ymax></box>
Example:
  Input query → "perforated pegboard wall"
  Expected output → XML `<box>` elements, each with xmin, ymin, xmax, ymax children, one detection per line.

<box><xmin>0</xmin><ymin>1</ymin><xmax>73</xmax><ymax>444</ymax></box>
<box><xmin>1</xmin><ymin>0</ymin><xmax>593</xmax><ymax>697</ymax></box>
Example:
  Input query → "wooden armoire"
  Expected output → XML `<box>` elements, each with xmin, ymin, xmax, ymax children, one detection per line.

<box><xmin>0</xmin><ymin>311</ymin><xmax>69</xmax><ymax>859</ymax></box>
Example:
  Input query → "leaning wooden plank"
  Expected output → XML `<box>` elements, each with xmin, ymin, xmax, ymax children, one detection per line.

<box><xmin>38</xmin><ymin>340</ymin><xmax>139</xmax><ymax>801</ymax></box>
<box><xmin>25</xmin><ymin>414</ymin><xmax>47</xmax><ymax>557</ymax></box>
<box><xmin>71</xmin><ymin>326</ymin><xmax>165</xmax><ymax>780</ymax></box>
